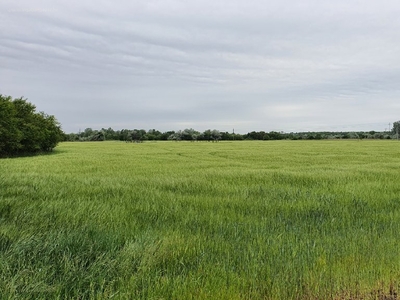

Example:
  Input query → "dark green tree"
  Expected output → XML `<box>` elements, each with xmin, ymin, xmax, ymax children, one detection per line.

<box><xmin>0</xmin><ymin>95</ymin><xmax>22</xmax><ymax>154</ymax></box>
<box><xmin>38</xmin><ymin>112</ymin><xmax>64</xmax><ymax>150</ymax></box>
<box><xmin>203</xmin><ymin>129</ymin><xmax>212</xmax><ymax>141</ymax></box>
<box><xmin>211</xmin><ymin>129</ymin><xmax>221</xmax><ymax>141</ymax></box>
<box><xmin>392</xmin><ymin>121</ymin><xmax>400</xmax><ymax>138</ymax></box>
<box><xmin>130</xmin><ymin>129</ymin><xmax>144</xmax><ymax>142</ymax></box>
<box><xmin>0</xmin><ymin>95</ymin><xmax>63</xmax><ymax>156</ymax></box>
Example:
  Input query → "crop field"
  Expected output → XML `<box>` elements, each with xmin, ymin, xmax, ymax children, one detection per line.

<box><xmin>1</xmin><ymin>140</ymin><xmax>400</xmax><ymax>299</ymax></box>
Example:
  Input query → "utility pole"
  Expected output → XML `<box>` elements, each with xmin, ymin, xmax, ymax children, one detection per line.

<box><xmin>233</xmin><ymin>128</ymin><xmax>235</xmax><ymax>141</ymax></box>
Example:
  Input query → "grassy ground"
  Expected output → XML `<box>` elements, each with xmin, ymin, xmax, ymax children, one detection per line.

<box><xmin>1</xmin><ymin>140</ymin><xmax>400</xmax><ymax>299</ymax></box>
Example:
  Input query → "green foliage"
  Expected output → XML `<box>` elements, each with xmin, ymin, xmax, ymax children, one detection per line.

<box><xmin>0</xmin><ymin>95</ymin><xmax>22</xmax><ymax>153</ymax></box>
<box><xmin>0</xmin><ymin>95</ymin><xmax>63</xmax><ymax>156</ymax></box>
<box><xmin>393</xmin><ymin>121</ymin><xmax>400</xmax><ymax>137</ymax></box>
<box><xmin>1</xmin><ymin>140</ymin><xmax>400</xmax><ymax>299</ymax></box>
<box><xmin>66</xmin><ymin>127</ymin><xmax>398</xmax><ymax>142</ymax></box>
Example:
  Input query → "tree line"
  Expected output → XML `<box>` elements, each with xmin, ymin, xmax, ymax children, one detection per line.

<box><xmin>0</xmin><ymin>95</ymin><xmax>63</xmax><ymax>156</ymax></box>
<box><xmin>64</xmin><ymin>126</ymin><xmax>400</xmax><ymax>142</ymax></box>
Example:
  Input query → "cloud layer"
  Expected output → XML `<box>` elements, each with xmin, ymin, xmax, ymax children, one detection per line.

<box><xmin>1</xmin><ymin>0</ymin><xmax>400</xmax><ymax>133</ymax></box>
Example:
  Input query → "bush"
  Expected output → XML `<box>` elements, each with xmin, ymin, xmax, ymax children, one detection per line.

<box><xmin>0</xmin><ymin>95</ymin><xmax>63</xmax><ymax>156</ymax></box>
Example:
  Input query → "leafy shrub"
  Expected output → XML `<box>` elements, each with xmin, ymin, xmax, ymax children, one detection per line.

<box><xmin>0</xmin><ymin>95</ymin><xmax>63</xmax><ymax>156</ymax></box>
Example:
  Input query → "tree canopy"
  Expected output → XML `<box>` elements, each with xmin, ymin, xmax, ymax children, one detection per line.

<box><xmin>64</xmin><ymin>126</ymin><xmax>399</xmax><ymax>142</ymax></box>
<box><xmin>0</xmin><ymin>95</ymin><xmax>64</xmax><ymax>156</ymax></box>
<box><xmin>392</xmin><ymin>121</ymin><xmax>400</xmax><ymax>138</ymax></box>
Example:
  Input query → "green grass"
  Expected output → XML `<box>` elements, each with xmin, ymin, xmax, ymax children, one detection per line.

<box><xmin>1</xmin><ymin>140</ymin><xmax>400</xmax><ymax>299</ymax></box>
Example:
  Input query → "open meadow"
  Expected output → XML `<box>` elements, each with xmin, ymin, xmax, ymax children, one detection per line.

<box><xmin>1</xmin><ymin>140</ymin><xmax>400</xmax><ymax>299</ymax></box>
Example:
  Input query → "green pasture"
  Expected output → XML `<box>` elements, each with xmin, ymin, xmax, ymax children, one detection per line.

<box><xmin>1</xmin><ymin>140</ymin><xmax>400</xmax><ymax>299</ymax></box>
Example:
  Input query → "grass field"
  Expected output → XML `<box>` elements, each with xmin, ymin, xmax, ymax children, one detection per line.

<box><xmin>1</xmin><ymin>140</ymin><xmax>400</xmax><ymax>299</ymax></box>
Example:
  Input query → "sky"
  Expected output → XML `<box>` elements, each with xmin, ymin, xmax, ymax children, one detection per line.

<box><xmin>1</xmin><ymin>0</ymin><xmax>400</xmax><ymax>133</ymax></box>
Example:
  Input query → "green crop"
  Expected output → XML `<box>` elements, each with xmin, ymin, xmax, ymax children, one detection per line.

<box><xmin>1</xmin><ymin>140</ymin><xmax>400</xmax><ymax>299</ymax></box>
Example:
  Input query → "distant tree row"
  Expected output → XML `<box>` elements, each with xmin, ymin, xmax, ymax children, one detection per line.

<box><xmin>64</xmin><ymin>127</ymin><xmax>400</xmax><ymax>142</ymax></box>
<box><xmin>0</xmin><ymin>95</ymin><xmax>63</xmax><ymax>156</ymax></box>
<box><xmin>64</xmin><ymin>128</ymin><xmax>232</xmax><ymax>142</ymax></box>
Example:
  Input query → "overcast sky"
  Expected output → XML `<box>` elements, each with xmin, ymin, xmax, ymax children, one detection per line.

<box><xmin>1</xmin><ymin>0</ymin><xmax>400</xmax><ymax>133</ymax></box>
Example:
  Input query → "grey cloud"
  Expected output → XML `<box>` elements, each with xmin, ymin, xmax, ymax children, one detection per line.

<box><xmin>1</xmin><ymin>0</ymin><xmax>400</xmax><ymax>133</ymax></box>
